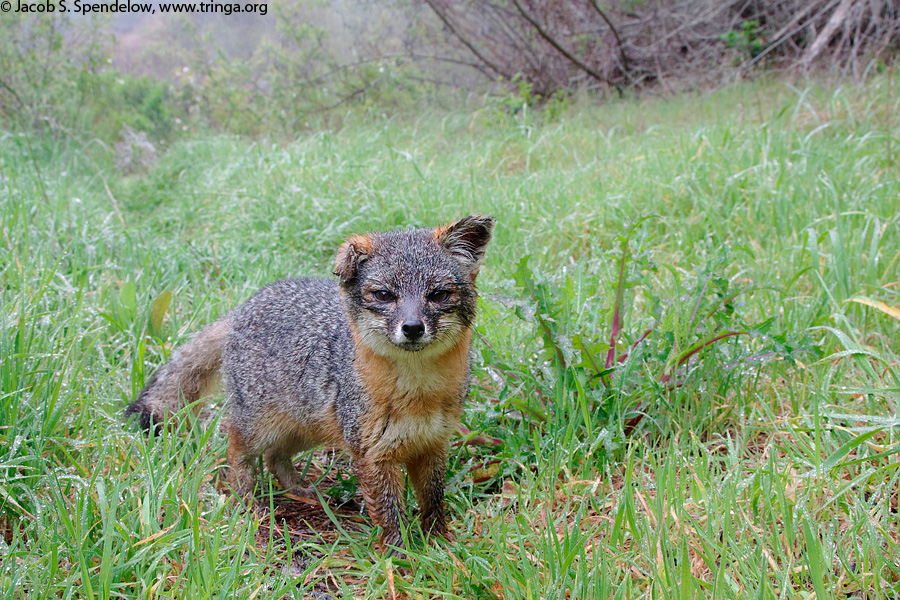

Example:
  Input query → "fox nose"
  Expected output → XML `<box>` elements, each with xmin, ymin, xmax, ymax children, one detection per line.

<box><xmin>401</xmin><ymin>320</ymin><xmax>425</xmax><ymax>341</ymax></box>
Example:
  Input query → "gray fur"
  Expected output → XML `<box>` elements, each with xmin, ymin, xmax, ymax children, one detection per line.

<box><xmin>223</xmin><ymin>277</ymin><xmax>365</xmax><ymax>484</ymax></box>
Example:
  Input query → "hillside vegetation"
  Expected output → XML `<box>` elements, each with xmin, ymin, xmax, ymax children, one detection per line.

<box><xmin>1</xmin><ymin>78</ymin><xmax>899</xmax><ymax>598</ymax></box>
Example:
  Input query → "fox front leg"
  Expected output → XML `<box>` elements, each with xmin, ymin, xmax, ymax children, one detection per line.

<box><xmin>355</xmin><ymin>455</ymin><xmax>406</xmax><ymax>554</ymax></box>
<box><xmin>226</xmin><ymin>426</ymin><xmax>259</xmax><ymax>499</ymax></box>
<box><xmin>407</xmin><ymin>449</ymin><xmax>451</xmax><ymax>539</ymax></box>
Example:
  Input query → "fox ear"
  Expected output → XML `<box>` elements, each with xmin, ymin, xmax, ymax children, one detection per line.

<box><xmin>434</xmin><ymin>214</ymin><xmax>495</xmax><ymax>272</ymax></box>
<box><xmin>333</xmin><ymin>234</ymin><xmax>375</xmax><ymax>284</ymax></box>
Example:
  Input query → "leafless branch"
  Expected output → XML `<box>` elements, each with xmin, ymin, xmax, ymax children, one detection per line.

<box><xmin>510</xmin><ymin>0</ymin><xmax>614</xmax><ymax>89</ymax></box>
<box><xmin>803</xmin><ymin>0</ymin><xmax>856</xmax><ymax>66</ymax></box>
<box><xmin>422</xmin><ymin>0</ymin><xmax>508</xmax><ymax>79</ymax></box>
<box><xmin>588</xmin><ymin>0</ymin><xmax>632</xmax><ymax>80</ymax></box>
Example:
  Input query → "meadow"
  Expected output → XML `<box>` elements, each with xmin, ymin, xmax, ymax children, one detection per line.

<box><xmin>1</xmin><ymin>78</ymin><xmax>899</xmax><ymax>598</ymax></box>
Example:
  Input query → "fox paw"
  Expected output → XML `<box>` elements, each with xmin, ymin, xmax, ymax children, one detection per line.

<box><xmin>284</xmin><ymin>485</ymin><xmax>320</xmax><ymax>503</ymax></box>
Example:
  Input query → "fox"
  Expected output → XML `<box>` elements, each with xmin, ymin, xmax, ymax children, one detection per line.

<box><xmin>126</xmin><ymin>215</ymin><xmax>495</xmax><ymax>552</ymax></box>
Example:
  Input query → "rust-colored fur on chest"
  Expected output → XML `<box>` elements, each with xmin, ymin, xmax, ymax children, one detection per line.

<box><xmin>352</xmin><ymin>327</ymin><xmax>471</xmax><ymax>462</ymax></box>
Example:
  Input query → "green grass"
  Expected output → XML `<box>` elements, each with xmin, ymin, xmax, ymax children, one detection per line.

<box><xmin>2</xmin><ymin>77</ymin><xmax>900</xmax><ymax>598</ymax></box>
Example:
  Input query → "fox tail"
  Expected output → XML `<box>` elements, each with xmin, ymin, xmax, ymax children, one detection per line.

<box><xmin>125</xmin><ymin>316</ymin><xmax>232</xmax><ymax>431</ymax></box>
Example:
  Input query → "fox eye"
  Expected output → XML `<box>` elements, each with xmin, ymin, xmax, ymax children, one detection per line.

<box><xmin>428</xmin><ymin>289</ymin><xmax>451</xmax><ymax>303</ymax></box>
<box><xmin>372</xmin><ymin>290</ymin><xmax>395</xmax><ymax>303</ymax></box>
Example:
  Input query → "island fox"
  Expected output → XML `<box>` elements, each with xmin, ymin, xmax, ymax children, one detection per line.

<box><xmin>126</xmin><ymin>215</ymin><xmax>495</xmax><ymax>551</ymax></box>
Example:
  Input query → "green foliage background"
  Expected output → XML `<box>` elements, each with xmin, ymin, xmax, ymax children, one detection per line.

<box><xmin>1</xmin><ymin>5</ymin><xmax>900</xmax><ymax>599</ymax></box>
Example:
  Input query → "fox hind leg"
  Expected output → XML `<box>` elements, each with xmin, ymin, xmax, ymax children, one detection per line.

<box><xmin>263</xmin><ymin>442</ymin><xmax>318</xmax><ymax>498</ymax></box>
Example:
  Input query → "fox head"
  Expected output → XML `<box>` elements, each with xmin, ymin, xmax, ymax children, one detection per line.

<box><xmin>334</xmin><ymin>215</ymin><xmax>495</xmax><ymax>358</ymax></box>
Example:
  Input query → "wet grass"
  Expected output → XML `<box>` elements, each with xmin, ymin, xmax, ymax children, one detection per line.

<box><xmin>1</xmin><ymin>76</ymin><xmax>899</xmax><ymax>598</ymax></box>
